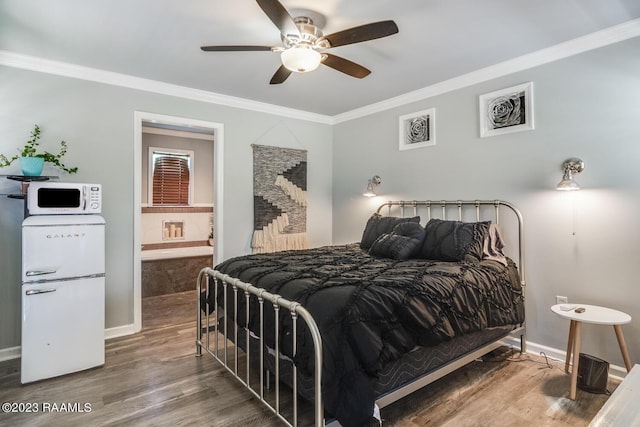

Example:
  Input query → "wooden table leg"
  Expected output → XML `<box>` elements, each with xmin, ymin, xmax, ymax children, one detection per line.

<box><xmin>565</xmin><ymin>320</ymin><xmax>576</xmax><ymax>373</ymax></box>
<box><xmin>570</xmin><ymin>321</ymin><xmax>582</xmax><ymax>400</ymax></box>
<box><xmin>613</xmin><ymin>324</ymin><xmax>633</xmax><ymax>372</ymax></box>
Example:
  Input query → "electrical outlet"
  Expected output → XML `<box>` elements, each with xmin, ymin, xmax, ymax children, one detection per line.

<box><xmin>556</xmin><ymin>295</ymin><xmax>568</xmax><ymax>305</ymax></box>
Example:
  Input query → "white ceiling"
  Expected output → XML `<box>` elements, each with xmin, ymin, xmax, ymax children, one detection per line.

<box><xmin>2</xmin><ymin>0</ymin><xmax>640</xmax><ymax>116</ymax></box>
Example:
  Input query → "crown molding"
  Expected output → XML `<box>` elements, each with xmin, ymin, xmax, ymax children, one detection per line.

<box><xmin>0</xmin><ymin>50</ymin><xmax>333</xmax><ymax>125</ymax></box>
<box><xmin>333</xmin><ymin>18</ymin><xmax>640</xmax><ymax>124</ymax></box>
<box><xmin>1</xmin><ymin>18</ymin><xmax>639</xmax><ymax>126</ymax></box>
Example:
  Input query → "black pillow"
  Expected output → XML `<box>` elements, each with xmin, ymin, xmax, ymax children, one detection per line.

<box><xmin>369</xmin><ymin>222</ymin><xmax>427</xmax><ymax>260</ymax></box>
<box><xmin>419</xmin><ymin>218</ymin><xmax>490</xmax><ymax>262</ymax></box>
<box><xmin>360</xmin><ymin>214</ymin><xmax>421</xmax><ymax>250</ymax></box>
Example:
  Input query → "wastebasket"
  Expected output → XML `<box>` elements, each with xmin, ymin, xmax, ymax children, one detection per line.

<box><xmin>577</xmin><ymin>353</ymin><xmax>609</xmax><ymax>394</ymax></box>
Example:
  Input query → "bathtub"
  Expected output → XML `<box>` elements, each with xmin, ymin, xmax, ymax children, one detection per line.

<box><xmin>141</xmin><ymin>245</ymin><xmax>214</xmax><ymax>261</ymax></box>
<box><xmin>141</xmin><ymin>245</ymin><xmax>214</xmax><ymax>297</ymax></box>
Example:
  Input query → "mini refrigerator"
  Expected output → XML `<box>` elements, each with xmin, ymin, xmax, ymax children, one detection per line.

<box><xmin>21</xmin><ymin>214</ymin><xmax>105</xmax><ymax>383</ymax></box>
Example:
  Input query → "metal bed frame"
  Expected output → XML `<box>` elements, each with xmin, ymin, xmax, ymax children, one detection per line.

<box><xmin>196</xmin><ymin>200</ymin><xmax>526</xmax><ymax>427</ymax></box>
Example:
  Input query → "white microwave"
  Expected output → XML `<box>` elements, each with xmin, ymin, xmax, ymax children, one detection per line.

<box><xmin>27</xmin><ymin>182</ymin><xmax>102</xmax><ymax>215</ymax></box>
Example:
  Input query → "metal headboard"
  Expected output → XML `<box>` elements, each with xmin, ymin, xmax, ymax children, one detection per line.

<box><xmin>376</xmin><ymin>200</ymin><xmax>525</xmax><ymax>288</ymax></box>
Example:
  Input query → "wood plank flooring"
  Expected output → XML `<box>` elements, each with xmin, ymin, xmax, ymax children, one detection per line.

<box><xmin>0</xmin><ymin>290</ymin><xmax>618</xmax><ymax>426</ymax></box>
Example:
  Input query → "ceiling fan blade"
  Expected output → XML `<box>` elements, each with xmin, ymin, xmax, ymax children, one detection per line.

<box><xmin>201</xmin><ymin>45</ymin><xmax>274</xmax><ymax>52</ymax></box>
<box><xmin>323</xmin><ymin>20</ymin><xmax>399</xmax><ymax>48</ymax></box>
<box><xmin>321</xmin><ymin>54</ymin><xmax>371</xmax><ymax>79</ymax></box>
<box><xmin>256</xmin><ymin>0</ymin><xmax>300</xmax><ymax>37</ymax></box>
<box><xmin>270</xmin><ymin>65</ymin><xmax>293</xmax><ymax>84</ymax></box>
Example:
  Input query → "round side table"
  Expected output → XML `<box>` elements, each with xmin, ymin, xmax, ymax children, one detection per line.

<box><xmin>551</xmin><ymin>304</ymin><xmax>632</xmax><ymax>400</ymax></box>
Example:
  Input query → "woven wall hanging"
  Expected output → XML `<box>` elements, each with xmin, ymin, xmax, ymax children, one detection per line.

<box><xmin>251</xmin><ymin>144</ymin><xmax>307</xmax><ymax>253</ymax></box>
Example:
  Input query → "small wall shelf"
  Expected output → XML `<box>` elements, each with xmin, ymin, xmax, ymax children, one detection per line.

<box><xmin>1</xmin><ymin>174</ymin><xmax>59</xmax><ymax>216</ymax></box>
<box><xmin>2</xmin><ymin>174</ymin><xmax>59</xmax><ymax>198</ymax></box>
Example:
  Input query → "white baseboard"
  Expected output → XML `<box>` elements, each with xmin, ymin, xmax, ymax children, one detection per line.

<box><xmin>0</xmin><ymin>346</ymin><xmax>21</xmax><ymax>362</ymax></box>
<box><xmin>504</xmin><ymin>337</ymin><xmax>627</xmax><ymax>381</ymax></box>
<box><xmin>0</xmin><ymin>323</ymin><xmax>137</xmax><ymax>362</ymax></box>
<box><xmin>104</xmin><ymin>323</ymin><xmax>137</xmax><ymax>340</ymax></box>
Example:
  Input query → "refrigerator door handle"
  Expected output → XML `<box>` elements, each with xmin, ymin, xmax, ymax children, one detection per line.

<box><xmin>26</xmin><ymin>269</ymin><xmax>58</xmax><ymax>277</ymax></box>
<box><xmin>25</xmin><ymin>289</ymin><xmax>57</xmax><ymax>296</ymax></box>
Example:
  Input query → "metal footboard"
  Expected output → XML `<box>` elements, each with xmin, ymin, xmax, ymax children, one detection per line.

<box><xmin>196</xmin><ymin>267</ymin><xmax>324</xmax><ymax>427</ymax></box>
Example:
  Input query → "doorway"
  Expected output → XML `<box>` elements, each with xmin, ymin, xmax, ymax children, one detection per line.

<box><xmin>133</xmin><ymin>112</ymin><xmax>224</xmax><ymax>332</ymax></box>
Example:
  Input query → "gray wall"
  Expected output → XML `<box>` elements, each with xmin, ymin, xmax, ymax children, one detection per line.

<box><xmin>332</xmin><ymin>36</ymin><xmax>640</xmax><ymax>369</ymax></box>
<box><xmin>2</xmin><ymin>35</ymin><xmax>639</xmax><ymax>371</ymax></box>
<box><xmin>0</xmin><ymin>66</ymin><xmax>333</xmax><ymax>350</ymax></box>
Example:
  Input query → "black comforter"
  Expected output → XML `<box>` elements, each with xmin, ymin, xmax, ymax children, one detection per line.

<box><xmin>210</xmin><ymin>244</ymin><xmax>524</xmax><ymax>427</ymax></box>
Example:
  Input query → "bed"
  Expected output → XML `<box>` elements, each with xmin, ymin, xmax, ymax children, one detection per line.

<box><xmin>196</xmin><ymin>200</ymin><xmax>526</xmax><ymax>427</ymax></box>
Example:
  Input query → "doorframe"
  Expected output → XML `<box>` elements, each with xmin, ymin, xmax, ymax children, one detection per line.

<box><xmin>133</xmin><ymin>111</ymin><xmax>224</xmax><ymax>332</ymax></box>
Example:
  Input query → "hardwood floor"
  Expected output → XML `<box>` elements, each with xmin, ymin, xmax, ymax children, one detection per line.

<box><xmin>142</xmin><ymin>289</ymin><xmax>194</xmax><ymax>330</ymax></box>
<box><xmin>378</xmin><ymin>348</ymin><xmax>617</xmax><ymax>426</ymax></box>
<box><xmin>0</xmin><ymin>290</ymin><xmax>618</xmax><ymax>426</ymax></box>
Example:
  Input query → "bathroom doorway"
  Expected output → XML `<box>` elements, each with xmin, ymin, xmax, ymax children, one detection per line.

<box><xmin>133</xmin><ymin>112</ymin><xmax>224</xmax><ymax>332</ymax></box>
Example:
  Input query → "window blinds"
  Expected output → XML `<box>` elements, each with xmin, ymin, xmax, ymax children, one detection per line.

<box><xmin>152</xmin><ymin>155</ymin><xmax>190</xmax><ymax>205</ymax></box>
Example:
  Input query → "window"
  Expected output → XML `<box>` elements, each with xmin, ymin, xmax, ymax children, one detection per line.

<box><xmin>149</xmin><ymin>147</ymin><xmax>194</xmax><ymax>205</ymax></box>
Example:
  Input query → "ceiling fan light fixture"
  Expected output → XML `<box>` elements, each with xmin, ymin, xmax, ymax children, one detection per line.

<box><xmin>281</xmin><ymin>46</ymin><xmax>321</xmax><ymax>73</ymax></box>
<box><xmin>201</xmin><ymin>0</ymin><xmax>399</xmax><ymax>83</ymax></box>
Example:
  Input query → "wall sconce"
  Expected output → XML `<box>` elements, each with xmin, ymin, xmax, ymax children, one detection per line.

<box><xmin>556</xmin><ymin>158</ymin><xmax>585</xmax><ymax>191</ymax></box>
<box><xmin>363</xmin><ymin>175</ymin><xmax>381</xmax><ymax>197</ymax></box>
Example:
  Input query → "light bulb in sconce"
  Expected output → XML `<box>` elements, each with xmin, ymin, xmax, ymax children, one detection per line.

<box><xmin>363</xmin><ymin>175</ymin><xmax>382</xmax><ymax>197</ymax></box>
<box><xmin>556</xmin><ymin>158</ymin><xmax>585</xmax><ymax>191</ymax></box>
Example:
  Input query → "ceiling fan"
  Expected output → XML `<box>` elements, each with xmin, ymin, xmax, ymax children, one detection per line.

<box><xmin>200</xmin><ymin>0</ymin><xmax>399</xmax><ymax>84</ymax></box>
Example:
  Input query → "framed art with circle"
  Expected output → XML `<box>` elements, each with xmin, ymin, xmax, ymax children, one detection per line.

<box><xmin>399</xmin><ymin>108</ymin><xmax>436</xmax><ymax>151</ymax></box>
<box><xmin>479</xmin><ymin>82</ymin><xmax>534</xmax><ymax>138</ymax></box>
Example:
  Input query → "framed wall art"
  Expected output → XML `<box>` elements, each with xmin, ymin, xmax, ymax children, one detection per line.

<box><xmin>399</xmin><ymin>108</ymin><xmax>436</xmax><ymax>151</ymax></box>
<box><xmin>479</xmin><ymin>82</ymin><xmax>534</xmax><ymax>137</ymax></box>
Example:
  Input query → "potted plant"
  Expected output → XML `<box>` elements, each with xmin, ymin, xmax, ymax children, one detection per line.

<box><xmin>0</xmin><ymin>124</ymin><xmax>78</xmax><ymax>176</ymax></box>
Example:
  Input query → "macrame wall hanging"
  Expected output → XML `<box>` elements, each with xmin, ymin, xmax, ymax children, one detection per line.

<box><xmin>251</xmin><ymin>144</ymin><xmax>308</xmax><ymax>253</ymax></box>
